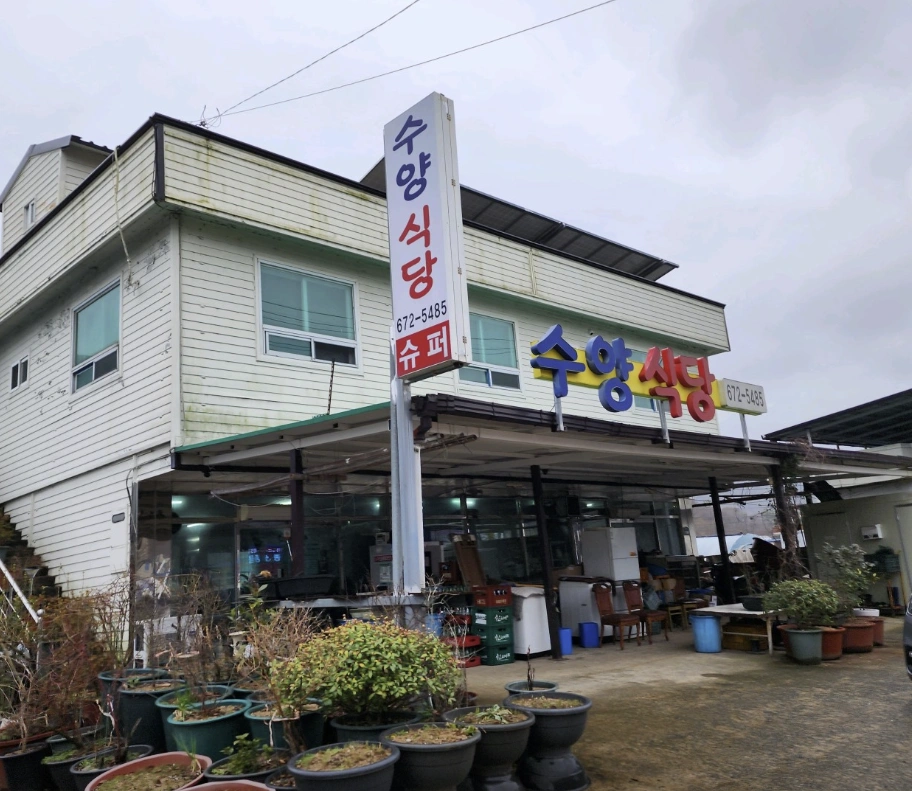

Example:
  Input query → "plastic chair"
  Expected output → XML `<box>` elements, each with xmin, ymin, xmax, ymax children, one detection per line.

<box><xmin>622</xmin><ymin>581</ymin><xmax>669</xmax><ymax>644</ymax></box>
<box><xmin>593</xmin><ymin>583</ymin><xmax>641</xmax><ymax>650</ymax></box>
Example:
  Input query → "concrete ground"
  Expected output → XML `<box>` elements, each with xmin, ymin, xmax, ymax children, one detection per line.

<box><xmin>465</xmin><ymin>619</ymin><xmax>911</xmax><ymax>791</ymax></box>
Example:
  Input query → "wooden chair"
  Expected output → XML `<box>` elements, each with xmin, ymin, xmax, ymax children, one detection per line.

<box><xmin>593</xmin><ymin>583</ymin><xmax>641</xmax><ymax>650</ymax></box>
<box><xmin>622</xmin><ymin>580</ymin><xmax>669</xmax><ymax>644</ymax></box>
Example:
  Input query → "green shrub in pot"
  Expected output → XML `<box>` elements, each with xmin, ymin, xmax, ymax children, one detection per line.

<box><xmin>816</xmin><ymin>543</ymin><xmax>877</xmax><ymax>614</ymax></box>
<box><xmin>764</xmin><ymin>579</ymin><xmax>841</xmax><ymax>629</ymax></box>
<box><xmin>272</xmin><ymin>620</ymin><xmax>461</xmax><ymax>729</ymax></box>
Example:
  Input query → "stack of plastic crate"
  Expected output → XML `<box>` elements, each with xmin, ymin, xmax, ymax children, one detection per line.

<box><xmin>471</xmin><ymin>586</ymin><xmax>515</xmax><ymax>665</ymax></box>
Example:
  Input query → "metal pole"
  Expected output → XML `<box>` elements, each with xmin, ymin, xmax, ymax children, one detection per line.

<box><xmin>658</xmin><ymin>401</ymin><xmax>670</xmax><ymax>444</ymax></box>
<box><xmin>390</xmin><ymin>339</ymin><xmax>403</xmax><ymax>593</ymax></box>
<box><xmin>289</xmin><ymin>450</ymin><xmax>305</xmax><ymax>576</ymax></box>
<box><xmin>709</xmin><ymin>476</ymin><xmax>736</xmax><ymax>604</ymax></box>
<box><xmin>554</xmin><ymin>396</ymin><xmax>565</xmax><ymax>432</ymax></box>
<box><xmin>531</xmin><ymin>465</ymin><xmax>563</xmax><ymax>659</ymax></box>
<box><xmin>739</xmin><ymin>413</ymin><xmax>752</xmax><ymax>452</ymax></box>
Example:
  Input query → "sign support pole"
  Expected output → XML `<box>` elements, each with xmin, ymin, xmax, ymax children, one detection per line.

<box><xmin>740</xmin><ymin>413</ymin><xmax>752</xmax><ymax>452</ymax></box>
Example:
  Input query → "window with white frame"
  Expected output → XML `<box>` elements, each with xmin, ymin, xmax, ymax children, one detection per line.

<box><xmin>629</xmin><ymin>349</ymin><xmax>656</xmax><ymax>411</ymax></box>
<box><xmin>260</xmin><ymin>262</ymin><xmax>357</xmax><ymax>365</ymax></box>
<box><xmin>458</xmin><ymin>313</ymin><xmax>520</xmax><ymax>389</ymax></box>
<box><xmin>23</xmin><ymin>201</ymin><xmax>35</xmax><ymax>229</ymax></box>
<box><xmin>9</xmin><ymin>356</ymin><xmax>28</xmax><ymax>391</ymax></box>
<box><xmin>73</xmin><ymin>284</ymin><xmax>120</xmax><ymax>391</ymax></box>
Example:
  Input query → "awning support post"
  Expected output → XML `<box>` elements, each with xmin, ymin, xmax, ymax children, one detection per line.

<box><xmin>289</xmin><ymin>450</ymin><xmax>305</xmax><ymax>577</ymax></box>
<box><xmin>770</xmin><ymin>464</ymin><xmax>798</xmax><ymax>556</ymax></box>
<box><xmin>709</xmin><ymin>476</ymin><xmax>736</xmax><ymax>604</ymax></box>
<box><xmin>531</xmin><ymin>464</ymin><xmax>563</xmax><ymax>660</ymax></box>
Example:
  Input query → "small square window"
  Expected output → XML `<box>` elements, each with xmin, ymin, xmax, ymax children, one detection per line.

<box><xmin>9</xmin><ymin>356</ymin><xmax>28</xmax><ymax>392</ymax></box>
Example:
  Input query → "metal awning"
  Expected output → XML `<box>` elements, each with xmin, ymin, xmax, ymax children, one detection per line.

<box><xmin>171</xmin><ymin>395</ymin><xmax>912</xmax><ymax>495</ymax></box>
<box><xmin>765</xmin><ymin>389</ymin><xmax>912</xmax><ymax>448</ymax></box>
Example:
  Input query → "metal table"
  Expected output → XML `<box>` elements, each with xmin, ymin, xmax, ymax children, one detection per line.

<box><xmin>696</xmin><ymin>603</ymin><xmax>782</xmax><ymax>656</ymax></box>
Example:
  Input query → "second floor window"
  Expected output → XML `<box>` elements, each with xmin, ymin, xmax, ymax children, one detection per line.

<box><xmin>458</xmin><ymin>313</ymin><xmax>520</xmax><ymax>389</ymax></box>
<box><xmin>23</xmin><ymin>201</ymin><xmax>35</xmax><ymax>229</ymax></box>
<box><xmin>260</xmin><ymin>262</ymin><xmax>356</xmax><ymax>365</ymax></box>
<box><xmin>73</xmin><ymin>283</ymin><xmax>120</xmax><ymax>391</ymax></box>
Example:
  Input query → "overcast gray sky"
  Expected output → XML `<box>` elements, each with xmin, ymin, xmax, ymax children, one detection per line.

<box><xmin>2</xmin><ymin>0</ymin><xmax>909</xmax><ymax>440</ymax></box>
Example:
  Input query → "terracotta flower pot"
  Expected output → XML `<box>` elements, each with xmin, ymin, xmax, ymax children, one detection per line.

<box><xmin>820</xmin><ymin>627</ymin><xmax>845</xmax><ymax>661</ymax></box>
<box><xmin>85</xmin><ymin>751</ymin><xmax>213</xmax><ymax>791</ymax></box>
<box><xmin>842</xmin><ymin>619</ymin><xmax>875</xmax><ymax>653</ymax></box>
<box><xmin>863</xmin><ymin>616</ymin><xmax>885</xmax><ymax>646</ymax></box>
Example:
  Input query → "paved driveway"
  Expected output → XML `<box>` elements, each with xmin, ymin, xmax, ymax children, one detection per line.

<box><xmin>467</xmin><ymin>619</ymin><xmax>910</xmax><ymax>790</ymax></box>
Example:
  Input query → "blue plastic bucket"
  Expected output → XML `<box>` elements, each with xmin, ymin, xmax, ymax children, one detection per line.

<box><xmin>559</xmin><ymin>627</ymin><xmax>573</xmax><ymax>655</ymax></box>
<box><xmin>578</xmin><ymin>622</ymin><xmax>600</xmax><ymax>648</ymax></box>
<box><xmin>690</xmin><ymin>613</ymin><xmax>722</xmax><ymax>653</ymax></box>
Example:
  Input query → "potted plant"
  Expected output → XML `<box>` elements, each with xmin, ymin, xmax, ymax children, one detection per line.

<box><xmin>156</xmin><ymin>683</ymin><xmax>234</xmax><ymax>751</ymax></box>
<box><xmin>233</xmin><ymin>600</ymin><xmax>322</xmax><ymax>752</ymax></box>
<box><xmin>379</xmin><ymin>722</ymin><xmax>479</xmax><ymax>791</ymax></box>
<box><xmin>264</xmin><ymin>767</ymin><xmax>296</xmax><ymax>788</ymax></box>
<box><xmin>504</xmin><ymin>651</ymin><xmax>559</xmax><ymax>695</ymax></box>
<box><xmin>443</xmin><ymin>704</ymin><xmax>534</xmax><ymax>791</ymax></box>
<box><xmin>84</xmin><ymin>751</ymin><xmax>212</xmax><ymax>790</ymax></box>
<box><xmin>70</xmin><ymin>745</ymin><xmax>155</xmax><ymax>791</ymax></box>
<box><xmin>816</xmin><ymin>544</ymin><xmax>878</xmax><ymax>653</ymax></box>
<box><xmin>286</xmin><ymin>742</ymin><xmax>400</xmax><ymax>791</ymax></box>
<box><xmin>504</xmin><ymin>692</ymin><xmax>592</xmax><ymax>791</ymax></box>
<box><xmin>203</xmin><ymin>734</ymin><xmax>289</xmax><ymax>783</ymax></box>
<box><xmin>272</xmin><ymin>620</ymin><xmax>461</xmax><ymax>742</ymax></box>
<box><xmin>764</xmin><ymin>579</ymin><xmax>840</xmax><ymax>664</ymax></box>
<box><xmin>166</xmin><ymin>696</ymin><xmax>252</xmax><ymax>760</ymax></box>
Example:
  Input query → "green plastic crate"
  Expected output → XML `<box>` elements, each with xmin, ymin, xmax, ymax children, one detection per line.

<box><xmin>479</xmin><ymin>643</ymin><xmax>515</xmax><ymax>665</ymax></box>
<box><xmin>471</xmin><ymin>606</ymin><xmax>512</xmax><ymax>628</ymax></box>
<box><xmin>471</xmin><ymin>623</ymin><xmax>514</xmax><ymax>647</ymax></box>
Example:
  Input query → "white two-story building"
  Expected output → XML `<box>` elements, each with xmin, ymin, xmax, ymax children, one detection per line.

<box><xmin>3</xmin><ymin>113</ymin><xmax>901</xmax><ymax>603</ymax></box>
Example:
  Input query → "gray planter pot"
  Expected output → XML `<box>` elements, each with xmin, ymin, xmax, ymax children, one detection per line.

<box><xmin>503</xmin><ymin>680</ymin><xmax>558</xmax><ymax>694</ymax></box>
<box><xmin>380</xmin><ymin>722</ymin><xmax>480</xmax><ymax>791</ymax></box>
<box><xmin>330</xmin><ymin>711</ymin><xmax>420</xmax><ymax>743</ymax></box>
<box><xmin>504</xmin><ymin>691</ymin><xmax>592</xmax><ymax>791</ymax></box>
<box><xmin>203</xmin><ymin>751</ymin><xmax>290</xmax><ymax>783</ymax></box>
<box><xmin>154</xmin><ymin>683</ymin><xmax>233</xmax><ymax>751</ymax></box>
<box><xmin>68</xmin><ymin>746</ymin><xmax>153</xmax><ymax>791</ymax></box>
<box><xmin>166</xmin><ymin>698</ymin><xmax>252</xmax><ymax>760</ymax></box>
<box><xmin>443</xmin><ymin>706</ymin><xmax>535</xmax><ymax>791</ymax></box>
<box><xmin>287</xmin><ymin>742</ymin><xmax>400</xmax><ymax>791</ymax></box>
<box><xmin>788</xmin><ymin>628</ymin><xmax>823</xmax><ymax>665</ymax></box>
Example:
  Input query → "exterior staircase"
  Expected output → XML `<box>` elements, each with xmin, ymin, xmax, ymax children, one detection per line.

<box><xmin>0</xmin><ymin>510</ymin><xmax>62</xmax><ymax>603</ymax></box>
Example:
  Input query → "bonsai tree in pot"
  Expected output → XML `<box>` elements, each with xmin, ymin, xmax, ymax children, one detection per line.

<box><xmin>764</xmin><ymin>579</ymin><xmax>841</xmax><ymax>665</ymax></box>
<box><xmin>272</xmin><ymin>619</ymin><xmax>462</xmax><ymax>742</ymax></box>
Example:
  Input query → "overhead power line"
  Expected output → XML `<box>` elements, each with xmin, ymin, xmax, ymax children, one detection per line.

<box><xmin>208</xmin><ymin>0</ymin><xmax>620</xmax><ymax>122</ymax></box>
<box><xmin>210</xmin><ymin>0</ymin><xmax>426</xmax><ymax>121</ymax></box>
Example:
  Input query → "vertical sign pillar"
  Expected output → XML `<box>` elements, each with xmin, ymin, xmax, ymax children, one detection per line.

<box><xmin>290</xmin><ymin>450</ymin><xmax>305</xmax><ymax>577</ymax></box>
<box><xmin>384</xmin><ymin>92</ymin><xmax>471</xmax><ymax>595</ymax></box>
<box><xmin>709</xmin><ymin>476</ymin><xmax>735</xmax><ymax>604</ymax></box>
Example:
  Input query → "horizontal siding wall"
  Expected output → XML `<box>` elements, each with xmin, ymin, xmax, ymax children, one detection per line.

<box><xmin>163</xmin><ymin>126</ymin><xmax>728</xmax><ymax>353</ymax></box>
<box><xmin>1</xmin><ymin>150</ymin><xmax>62</xmax><ymax>253</ymax></box>
<box><xmin>0</xmin><ymin>130</ymin><xmax>155</xmax><ymax>322</ymax></box>
<box><xmin>2</xmin><ymin>457</ymin><xmax>147</xmax><ymax>594</ymax></box>
<box><xmin>0</xmin><ymin>227</ymin><xmax>174</xmax><ymax>504</ymax></box>
<box><xmin>179</xmin><ymin>217</ymin><xmax>719</xmax><ymax>444</ymax></box>
<box><xmin>61</xmin><ymin>147</ymin><xmax>108</xmax><ymax>198</ymax></box>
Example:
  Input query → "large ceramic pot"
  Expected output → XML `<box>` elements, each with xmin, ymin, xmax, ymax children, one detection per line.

<box><xmin>155</xmin><ymin>684</ymin><xmax>233</xmax><ymax>751</ymax></box>
<box><xmin>119</xmin><ymin>678</ymin><xmax>184</xmax><ymax>753</ymax></box>
<box><xmin>264</xmin><ymin>768</ymin><xmax>296</xmax><ymax>789</ymax></box>
<box><xmin>85</xmin><ymin>751</ymin><xmax>212</xmax><ymax>791</ymax></box>
<box><xmin>330</xmin><ymin>711</ymin><xmax>420</xmax><ymax>743</ymax></box>
<box><xmin>777</xmin><ymin>624</ymin><xmax>798</xmax><ymax>658</ymax></box>
<box><xmin>202</xmin><ymin>782</ymin><xmax>273</xmax><ymax>790</ymax></box>
<box><xmin>504</xmin><ymin>692</ymin><xmax>592</xmax><ymax>791</ymax></box>
<box><xmin>862</xmin><ymin>616</ymin><xmax>885</xmax><ymax>646</ymax></box>
<box><xmin>43</xmin><ymin>738</ymin><xmax>110</xmax><ymax>791</ymax></box>
<box><xmin>820</xmin><ymin>626</ymin><xmax>845</xmax><ymax>661</ymax></box>
<box><xmin>203</xmin><ymin>751</ymin><xmax>289</xmax><ymax>784</ymax></box>
<box><xmin>287</xmin><ymin>742</ymin><xmax>400</xmax><ymax>791</ymax></box>
<box><xmin>380</xmin><ymin>722</ymin><xmax>480</xmax><ymax>791</ymax></box>
<box><xmin>69</xmin><ymin>745</ymin><xmax>154</xmax><ymax>791</ymax></box>
<box><xmin>443</xmin><ymin>706</ymin><xmax>535</xmax><ymax>791</ymax></box>
<box><xmin>246</xmin><ymin>703</ymin><xmax>324</xmax><ymax>753</ymax></box>
<box><xmin>166</xmin><ymin>698</ymin><xmax>252</xmax><ymax>760</ymax></box>
<box><xmin>97</xmin><ymin>668</ymin><xmax>168</xmax><ymax>706</ymax></box>
<box><xmin>786</xmin><ymin>629</ymin><xmax>823</xmax><ymax>665</ymax></box>
<box><xmin>842</xmin><ymin>619</ymin><xmax>875</xmax><ymax>653</ymax></box>
<box><xmin>503</xmin><ymin>681</ymin><xmax>558</xmax><ymax>695</ymax></box>
<box><xmin>0</xmin><ymin>740</ymin><xmax>53</xmax><ymax>791</ymax></box>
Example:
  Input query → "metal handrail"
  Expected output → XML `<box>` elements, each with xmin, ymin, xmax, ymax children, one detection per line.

<box><xmin>0</xmin><ymin>556</ymin><xmax>40</xmax><ymax>623</ymax></box>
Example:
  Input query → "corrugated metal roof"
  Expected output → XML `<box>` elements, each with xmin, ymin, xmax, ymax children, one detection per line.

<box><xmin>362</xmin><ymin>160</ymin><xmax>677</xmax><ymax>283</ymax></box>
<box><xmin>765</xmin><ymin>389</ymin><xmax>912</xmax><ymax>448</ymax></box>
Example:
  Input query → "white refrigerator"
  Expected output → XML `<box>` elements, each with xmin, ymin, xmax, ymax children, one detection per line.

<box><xmin>581</xmin><ymin>527</ymin><xmax>640</xmax><ymax>581</ymax></box>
